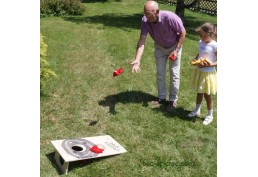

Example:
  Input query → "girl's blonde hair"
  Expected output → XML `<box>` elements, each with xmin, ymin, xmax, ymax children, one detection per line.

<box><xmin>196</xmin><ymin>22</ymin><xmax>217</xmax><ymax>40</ymax></box>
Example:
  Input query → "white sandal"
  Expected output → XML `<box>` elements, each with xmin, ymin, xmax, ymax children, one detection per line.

<box><xmin>188</xmin><ymin>110</ymin><xmax>200</xmax><ymax>117</ymax></box>
<box><xmin>203</xmin><ymin>115</ymin><xmax>213</xmax><ymax>125</ymax></box>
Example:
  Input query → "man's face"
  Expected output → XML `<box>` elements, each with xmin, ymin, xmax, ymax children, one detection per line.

<box><xmin>144</xmin><ymin>10</ymin><xmax>158</xmax><ymax>22</ymax></box>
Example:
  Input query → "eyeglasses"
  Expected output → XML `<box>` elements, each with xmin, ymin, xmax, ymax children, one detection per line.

<box><xmin>144</xmin><ymin>10</ymin><xmax>156</xmax><ymax>17</ymax></box>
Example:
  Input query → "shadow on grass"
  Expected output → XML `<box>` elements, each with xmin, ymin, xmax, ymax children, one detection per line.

<box><xmin>63</xmin><ymin>13</ymin><xmax>215</xmax><ymax>41</ymax></box>
<box><xmin>82</xmin><ymin>0</ymin><xmax>108</xmax><ymax>3</ymax></box>
<box><xmin>46</xmin><ymin>152</ymin><xmax>116</xmax><ymax>175</ymax></box>
<box><xmin>46</xmin><ymin>152</ymin><xmax>63</xmax><ymax>175</ymax></box>
<box><xmin>98</xmin><ymin>90</ymin><xmax>194</xmax><ymax>121</ymax></box>
<box><xmin>63</xmin><ymin>13</ymin><xmax>206</xmax><ymax>33</ymax></box>
<box><xmin>152</xmin><ymin>105</ymin><xmax>196</xmax><ymax>122</ymax></box>
<box><xmin>40</xmin><ymin>90</ymin><xmax>52</xmax><ymax>98</ymax></box>
<box><xmin>82</xmin><ymin>0</ymin><xmax>122</xmax><ymax>3</ymax></box>
<box><xmin>98</xmin><ymin>90</ymin><xmax>156</xmax><ymax>115</ymax></box>
<box><xmin>62</xmin><ymin>13</ymin><xmax>143</xmax><ymax>30</ymax></box>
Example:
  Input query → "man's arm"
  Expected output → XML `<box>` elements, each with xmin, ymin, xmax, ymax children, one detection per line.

<box><xmin>131</xmin><ymin>35</ymin><xmax>147</xmax><ymax>73</ymax></box>
<box><xmin>176</xmin><ymin>29</ymin><xmax>186</xmax><ymax>49</ymax></box>
<box><xmin>171</xmin><ymin>29</ymin><xmax>186</xmax><ymax>57</ymax></box>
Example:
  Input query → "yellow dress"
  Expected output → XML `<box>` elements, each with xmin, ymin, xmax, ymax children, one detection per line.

<box><xmin>191</xmin><ymin>68</ymin><xmax>217</xmax><ymax>95</ymax></box>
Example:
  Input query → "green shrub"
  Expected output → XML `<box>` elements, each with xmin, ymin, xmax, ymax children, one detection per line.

<box><xmin>40</xmin><ymin>33</ymin><xmax>57</xmax><ymax>89</ymax></box>
<box><xmin>40</xmin><ymin>0</ymin><xmax>85</xmax><ymax>17</ymax></box>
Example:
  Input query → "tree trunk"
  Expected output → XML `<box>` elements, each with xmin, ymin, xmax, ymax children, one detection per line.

<box><xmin>175</xmin><ymin>0</ymin><xmax>185</xmax><ymax>22</ymax></box>
<box><xmin>175</xmin><ymin>0</ymin><xmax>200</xmax><ymax>23</ymax></box>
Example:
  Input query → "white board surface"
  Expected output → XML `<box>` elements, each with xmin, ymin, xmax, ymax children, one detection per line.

<box><xmin>51</xmin><ymin>135</ymin><xmax>127</xmax><ymax>162</ymax></box>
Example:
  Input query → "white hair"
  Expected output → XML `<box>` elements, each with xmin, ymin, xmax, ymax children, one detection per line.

<box><xmin>151</xmin><ymin>1</ymin><xmax>159</xmax><ymax>11</ymax></box>
<box><xmin>145</xmin><ymin>1</ymin><xmax>159</xmax><ymax>12</ymax></box>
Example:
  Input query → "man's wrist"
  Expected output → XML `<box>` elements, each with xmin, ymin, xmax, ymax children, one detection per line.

<box><xmin>175</xmin><ymin>47</ymin><xmax>180</xmax><ymax>52</ymax></box>
<box><xmin>134</xmin><ymin>60</ymin><xmax>140</xmax><ymax>64</ymax></box>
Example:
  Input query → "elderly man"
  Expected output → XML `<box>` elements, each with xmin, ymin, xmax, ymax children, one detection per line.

<box><xmin>131</xmin><ymin>1</ymin><xmax>186</xmax><ymax>112</ymax></box>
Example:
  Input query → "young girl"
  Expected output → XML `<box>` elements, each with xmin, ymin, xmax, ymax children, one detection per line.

<box><xmin>188</xmin><ymin>22</ymin><xmax>217</xmax><ymax>125</ymax></box>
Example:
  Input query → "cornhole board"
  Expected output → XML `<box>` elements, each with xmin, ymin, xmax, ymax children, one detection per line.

<box><xmin>51</xmin><ymin>135</ymin><xmax>127</xmax><ymax>175</ymax></box>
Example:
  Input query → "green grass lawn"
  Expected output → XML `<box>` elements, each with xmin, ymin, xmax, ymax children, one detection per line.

<box><xmin>40</xmin><ymin>0</ymin><xmax>217</xmax><ymax>176</ymax></box>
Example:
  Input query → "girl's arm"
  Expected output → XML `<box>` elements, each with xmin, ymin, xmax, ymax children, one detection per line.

<box><xmin>211</xmin><ymin>51</ymin><xmax>217</xmax><ymax>67</ymax></box>
<box><xmin>211</xmin><ymin>61</ymin><xmax>217</xmax><ymax>67</ymax></box>
<box><xmin>199</xmin><ymin>51</ymin><xmax>217</xmax><ymax>67</ymax></box>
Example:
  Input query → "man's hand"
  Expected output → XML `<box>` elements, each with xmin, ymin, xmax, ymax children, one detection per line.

<box><xmin>172</xmin><ymin>50</ymin><xmax>179</xmax><ymax>58</ymax></box>
<box><xmin>131</xmin><ymin>60</ymin><xmax>141</xmax><ymax>73</ymax></box>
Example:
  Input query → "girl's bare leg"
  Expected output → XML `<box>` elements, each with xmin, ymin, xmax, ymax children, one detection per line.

<box><xmin>196</xmin><ymin>93</ymin><xmax>203</xmax><ymax>105</ymax></box>
<box><xmin>204</xmin><ymin>93</ymin><xmax>213</xmax><ymax>110</ymax></box>
<box><xmin>188</xmin><ymin>93</ymin><xmax>203</xmax><ymax>117</ymax></box>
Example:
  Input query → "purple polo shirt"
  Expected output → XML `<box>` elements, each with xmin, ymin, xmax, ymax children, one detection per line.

<box><xmin>141</xmin><ymin>10</ymin><xmax>185</xmax><ymax>48</ymax></box>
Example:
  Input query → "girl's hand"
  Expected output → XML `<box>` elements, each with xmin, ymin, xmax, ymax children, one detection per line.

<box><xmin>198</xmin><ymin>59</ymin><xmax>211</xmax><ymax>68</ymax></box>
<box><xmin>198</xmin><ymin>62</ymin><xmax>210</xmax><ymax>68</ymax></box>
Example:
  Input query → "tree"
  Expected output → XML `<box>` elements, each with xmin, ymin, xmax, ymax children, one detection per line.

<box><xmin>175</xmin><ymin>0</ymin><xmax>200</xmax><ymax>22</ymax></box>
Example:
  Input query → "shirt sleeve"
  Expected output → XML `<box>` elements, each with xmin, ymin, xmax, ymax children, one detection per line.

<box><xmin>140</xmin><ymin>17</ymin><xmax>149</xmax><ymax>36</ymax></box>
<box><xmin>168</xmin><ymin>14</ymin><xmax>185</xmax><ymax>33</ymax></box>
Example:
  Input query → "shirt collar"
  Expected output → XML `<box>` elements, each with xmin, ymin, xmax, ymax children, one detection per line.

<box><xmin>143</xmin><ymin>14</ymin><xmax>161</xmax><ymax>23</ymax></box>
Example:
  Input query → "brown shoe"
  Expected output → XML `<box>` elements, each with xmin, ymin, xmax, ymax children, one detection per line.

<box><xmin>151</xmin><ymin>97</ymin><xmax>166</xmax><ymax>107</ymax></box>
<box><xmin>167</xmin><ymin>100</ymin><xmax>177</xmax><ymax>112</ymax></box>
